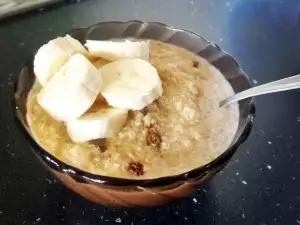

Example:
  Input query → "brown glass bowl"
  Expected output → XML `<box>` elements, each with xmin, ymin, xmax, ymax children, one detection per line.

<box><xmin>13</xmin><ymin>21</ymin><xmax>255</xmax><ymax>207</ymax></box>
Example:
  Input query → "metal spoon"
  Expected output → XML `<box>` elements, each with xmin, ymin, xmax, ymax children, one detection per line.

<box><xmin>220</xmin><ymin>74</ymin><xmax>300</xmax><ymax>107</ymax></box>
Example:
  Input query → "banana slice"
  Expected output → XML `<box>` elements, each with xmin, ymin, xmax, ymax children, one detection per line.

<box><xmin>37</xmin><ymin>54</ymin><xmax>102</xmax><ymax>121</ymax></box>
<box><xmin>34</xmin><ymin>35</ymin><xmax>88</xmax><ymax>86</ymax></box>
<box><xmin>66</xmin><ymin>103</ymin><xmax>128</xmax><ymax>143</ymax></box>
<box><xmin>85</xmin><ymin>40</ymin><xmax>149</xmax><ymax>61</ymax></box>
<box><xmin>99</xmin><ymin>58</ymin><xmax>163</xmax><ymax>110</ymax></box>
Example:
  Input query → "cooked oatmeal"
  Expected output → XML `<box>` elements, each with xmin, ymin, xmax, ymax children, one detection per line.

<box><xmin>26</xmin><ymin>40</ymin><xmax>239</xmax><ymax>179</ymax></box>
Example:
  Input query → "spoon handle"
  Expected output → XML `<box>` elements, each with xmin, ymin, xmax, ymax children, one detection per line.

<box><xmin>220</xmin><ymin>74</ymin><xmax>300</xmax><ymax>107</ymax></box>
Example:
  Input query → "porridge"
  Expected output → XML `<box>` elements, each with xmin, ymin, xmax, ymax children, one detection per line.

<box><xmin>27</xmin><ymin>40</ymin><xmax>239</xmax><ymax>179</ymax></box>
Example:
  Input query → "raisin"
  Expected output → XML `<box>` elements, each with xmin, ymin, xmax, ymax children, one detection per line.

<box><xmin>146</xmin><ymin>127</ymin><xmax>161</xmax><ymax>148</ymax></box>
<box><xmin>128</xmin><ymin>162</ymin><xmax>144</xmax><ymax>176</ymax></box>
<box><xmin>140</xmin><ymin>107</ymin><xmax>148</xmax><ymax>116</ymax></box>
<box><xmin>192</xmin><ymin>60</ymin><xmax>199</xmax><ymax>68</ymax></box>
<box><xmin>89</xmin><ymin>139</ymin><xmax>107</xmax><ymax>153</ymax></box>
<box><xmin>127</xmin><ymin>110</ymin><xmax>135</xmax><ymax>120</ymax></box>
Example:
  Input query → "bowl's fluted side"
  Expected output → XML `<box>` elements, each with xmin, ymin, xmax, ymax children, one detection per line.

<box><xmin>52</xmin><ymin>165</ymin><xmax>222</xmax><ymax>207</ymax></box>
<box><xmin>13</xmin><ymin>21</ymin><xmax>255</xmax><ymax>207</ymax></box>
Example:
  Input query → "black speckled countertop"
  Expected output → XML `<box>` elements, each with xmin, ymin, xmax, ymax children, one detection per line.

<box><xmin>1</xmin><ymin>0</ymin><xmax>300</xmax><ymax>224</ymax></box>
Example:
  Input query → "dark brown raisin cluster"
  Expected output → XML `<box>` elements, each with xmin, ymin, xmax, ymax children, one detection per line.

<box><xmin>140</xmin><ymin>107</ymin><xmax>148</xmax><ymax>116</ymax></box>
<box><xmin>89</xmin><ymin>139</ymin><xmax>107</xmax><ymax>153</ymax></box>
<box><xmin>146</xmin><ymin>127</ymin><xmax>161</xmax><ymax>148</ymax></box>
<box><xmin>192</xmin><ymin>60</ymin><xmax>199</xmax><ymax>68</ymax></box>
<box><xmin>128</xmin><ymin>162</ymin><xmax>144</xmax><ymax>176</ymax></box>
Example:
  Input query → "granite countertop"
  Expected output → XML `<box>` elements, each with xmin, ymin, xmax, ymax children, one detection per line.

<box><xmin>1</xmin><ymin>0</ymin><xmax>300</xmax><ymax>224</ymax></box>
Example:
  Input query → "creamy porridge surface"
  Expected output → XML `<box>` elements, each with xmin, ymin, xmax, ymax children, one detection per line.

<box><xmin>26</xmin><ymin>40</ymin><xmax>239</xmax><ymax>179</ymax></box>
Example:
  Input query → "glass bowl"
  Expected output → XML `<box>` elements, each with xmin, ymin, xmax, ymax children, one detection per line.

<box><xmin>13</xmin><ymin>21</ymin><xmax>255</xmax><ymax>207</ymax></box>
